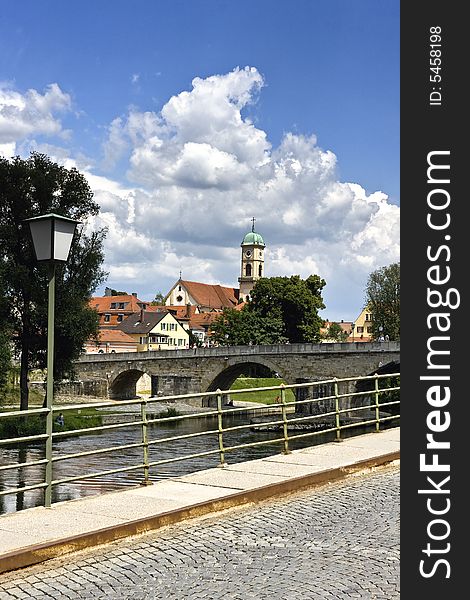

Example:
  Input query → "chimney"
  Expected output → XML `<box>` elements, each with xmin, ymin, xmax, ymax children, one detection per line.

<box><xmin>186</xmin><ymin>303</ymin><xmax>191</xmax><ymax>318</ymax></box>
<box><xmin>104</xmin><ymin>287</ymin><xmax>112</xmax><ymax>297</ymax></box>
<box><xmin>140</xmin><ymin>308</ymin><xmax>145</xmax><ymax>323</ymax></box>
<box><xmin>132</xmin><ymin>292</ymin><xmax>137</xmax><ymax>297</ymax></box>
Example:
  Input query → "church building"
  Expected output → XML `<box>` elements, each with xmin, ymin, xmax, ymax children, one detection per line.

<box><xmin>238</xmin><ymin>218</ymin><xmax>266</xmax><ymax>302</ymax></box>
<box><xmin>165</xmin><ymin>219</ymin><xmax>266</xmax><ymax>311</ymax></box>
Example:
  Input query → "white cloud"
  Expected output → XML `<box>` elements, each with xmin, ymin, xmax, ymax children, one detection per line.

<box><xmin>1</xmin><ymin>69</ymin><xmax>399</xmax><ymax>319</ymax></box>
<box><xmin>95</xmin><ymin>67</ymin><xmax>400</xmax><ymax>317</ymax></box>
<box><xmin>0</xmin><ymin>83</ymin><xmax>72</xmax><ymax>153</ymax></box>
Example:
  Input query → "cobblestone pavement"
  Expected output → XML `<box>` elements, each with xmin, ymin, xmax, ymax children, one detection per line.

<box><xmin>0</xmin><ymin>465</ymin><xmax>399</xmax><ymax>599</ymax></box>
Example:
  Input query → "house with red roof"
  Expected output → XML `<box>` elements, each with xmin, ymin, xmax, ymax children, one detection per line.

<box><xmin>117</xmin><ymin>309</ymin><xmax>189</xmax><ymax>351</ymax></box>
<box><xmin>83</xmin><ymin>328</ymin><xmax>138</xmax><ymax>354</ymax></box>
<box><xmin>165</xmin><ymin>279</ymin><xmax>239</xmax><ymax>312</ymax></box>
<box><xmin>89</xmin><ymin>291</ymin><xmax>149</xmax><ymax>328</ymax></box>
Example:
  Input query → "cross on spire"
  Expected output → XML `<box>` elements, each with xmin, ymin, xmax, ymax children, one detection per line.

<box><xmin>251</xmin><ymin>216</ymin><xmax>256</xmax><ymax>232</ymax></box>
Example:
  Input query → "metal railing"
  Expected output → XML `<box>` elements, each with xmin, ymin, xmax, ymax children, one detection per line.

<box><xmin>0</xmin><ymin>373</ymin><xmax>400</xmax><ymax>509</ymax></box>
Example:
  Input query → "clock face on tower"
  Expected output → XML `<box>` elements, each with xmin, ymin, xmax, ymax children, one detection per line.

<box><xmin>244</xmin><ymin>250</ymin><xmax>252</xmax><ymax>258</ymax></box>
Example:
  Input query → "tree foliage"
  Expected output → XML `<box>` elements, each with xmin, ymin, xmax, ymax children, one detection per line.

<box><xmin>212</xmin><ymin>274</ymin><xmax>326</xmax><ymax>346</ymax></box>
<box><xmin>322</xmin><ymin>322</ymin><xmax>349</xmax><ymax>342</ymax></box>
<box><xmin>152</xmin><ymin>291</ymin><xmax>166</xmax><ymax>305</ymax></box>
<box><xmin>211</xmin><ymin>307</ymin><xmax>287</xmax><ymax>346</ymax></box>
<box><xmin>248</xmin><ymin>275</ymin><xmax>326</xmax><ymax>343</ymax></box>
<box><xmin>0</xmin><ymin>267</ymin><xmax>12</xmax><ymax>389</ymax></box>
<box><xmin>0</xmin><ymin>152</ymin><xmax>108</xmax><ymax>409</ymax></box>
<box><xmin>365</xmin><ymin>263</ymin><xmax>400</xmax><ymax>341</ymax></box>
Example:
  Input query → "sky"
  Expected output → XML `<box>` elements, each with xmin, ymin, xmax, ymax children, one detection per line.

<box><xmin>0</xmin><ymin>0</ymin><xmax>399</xmax><ymax>321</ymax></box>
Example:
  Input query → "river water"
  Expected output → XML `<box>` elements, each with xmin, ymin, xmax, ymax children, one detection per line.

<box><xmin>0</xmin><ymin>404</ymin><xmax>379</xmax><ymax>516</ymax></box>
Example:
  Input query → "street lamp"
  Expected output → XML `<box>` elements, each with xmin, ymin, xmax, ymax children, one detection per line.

<box><xmin>378</xmin><ymin>325</ymin><xmax>384</xmax><ymax>342</ymax></box>
<box><xmin>25</xmin><ymin>213</ymin><xmax>80</xmax><ymax>507</ymax></box>
<box><xmin>350</xmin><ymin>323</ymin><xmax>355</xmax><ymax>343</ymax></box>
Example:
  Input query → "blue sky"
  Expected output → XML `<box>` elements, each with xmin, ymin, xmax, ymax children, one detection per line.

<box><xmin>0</xmin><ymin>1</ymin><xmax>399</xmax><ymax>321</ymax></box>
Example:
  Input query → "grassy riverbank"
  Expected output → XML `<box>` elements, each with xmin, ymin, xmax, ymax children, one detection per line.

<box><xmin>230</xmin><ymin>377</ymin><xmax>295</xmax><ymax>404</ymax></box>
<box><xmin>0</xmin><ymin>407</ymin><xmax>103</xmax><ymax>441</ymax></box>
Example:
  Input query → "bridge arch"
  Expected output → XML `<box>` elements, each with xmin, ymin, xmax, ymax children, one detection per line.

<box><xmin>203</xmin><ymin>357</ymin><xmax>289</xmax><ymax>393</ymax></box>
<box><xmin>109</xmin><ymin>368</ymin><xmax>146</xmax><ymax>400</ymax></box>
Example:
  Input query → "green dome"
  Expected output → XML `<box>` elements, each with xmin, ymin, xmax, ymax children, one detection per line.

<box><xmin>241</xmin><ymin>231</ymin><xmax>265</xmax><ymax>246</ymax></box>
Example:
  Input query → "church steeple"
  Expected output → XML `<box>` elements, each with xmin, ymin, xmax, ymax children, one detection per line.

<box><xmin>238</xmin><ymin>218</ymin><xmax>265</xmax><ymax>302</ymax></box>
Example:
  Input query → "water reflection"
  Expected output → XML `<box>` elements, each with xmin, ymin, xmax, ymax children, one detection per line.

<box><xmin>1</xmin><ymin>408</ymin><xmax>385</xmax><ymax>515</ymax></box>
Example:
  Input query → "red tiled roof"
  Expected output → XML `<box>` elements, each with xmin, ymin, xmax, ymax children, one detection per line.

<box><xmin>147</xmin><ymin>304</ymin><xmax>198</xmax><ymax>320</ymax></box>
<box><xmin>189</xmin><ymin>312</ymin><xmax>221</xmax><ymax>332</ymax></box>
<box><xmin>97</xmin><ymin>329</ymin><xmax>137</xmax><ymax>343</ymax></box>
<box><xmin>90</xmin><ymin>294</ymin><xmax>147</xmax><ymax>313</ymax></box>
<box><xmin>89</xmin><ymin>294</ymin><xmax>150</xmax><ymax>327</ymax></box>
<box><xmin>180</xmin><ymin>280</ymin><xmax>239</xmax><ymax>309</ymax></box>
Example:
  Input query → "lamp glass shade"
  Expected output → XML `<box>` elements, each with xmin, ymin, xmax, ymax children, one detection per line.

<box><xmin>53</xmin><ymin>219</ymin><xmax>77</xmax><ymax>261</ymax></box>
<box><xmin>28</xmin><ymin>219</ymin><xmax>52</xmax><ymax>261</ymax></box>
<box><xmin>26</xmin><ymin>213</ymin><xmax>79</xmax><ymax>262</ymax></box>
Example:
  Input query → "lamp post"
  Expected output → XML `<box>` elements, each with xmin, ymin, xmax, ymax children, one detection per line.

<box><xmin>25</xmin><ymin>213</ymin><xmax>79</xmax><ymax>507</ymax></box>
<box><xmin>350</xmin><ymin>323</ymin><xmax>355</xmax><ymax>343</ymax></box>
<box><xmin>378</xmin><ymin>325</ymin><xmax>384</xmax><ymax>342</ymax></box>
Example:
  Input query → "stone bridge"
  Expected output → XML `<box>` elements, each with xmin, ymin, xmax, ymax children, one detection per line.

<box><xmin>72</xmin><ymin>342</ymin><xmax>400</xmax><ymax>406</ymax></box>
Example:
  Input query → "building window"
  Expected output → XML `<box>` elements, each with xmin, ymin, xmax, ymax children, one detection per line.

<box><xmin>357</xmin><ymin>326</ymin><xmax>364</xmax><ymax>333</ymax></box>
<box><xmin>110</xmin><ymin>303</ymin><xmax>117</xmax><ymax>309</ymax></box>
<box><xmin>365</xmin><ymin>313</ymin><xmax>371</xmax><ymax>321</ymax></box>
<box><xmin>245</xmin><ymin>264</ymin><xmax>252</xmax><ymax>276</ymax></box>
<box><xmin>161</xmin><ymin>323</ymin><xmax>166</xmax><ymax>330</ymax></box>
<box><xmin>178</xmin><ymin>285</ymin><xmax>182</xmax><ymax>291</ymax></box>
<box><xmin>176</xmin><ymin>295</ymin><xmax>183</xmax><ymax>302</ymax></box>
<box><xmin>104</xmin><ymin>314</ymin><xmax>110</xmax><ymax>323</ymax></box>
<box><xmin>139</xmin><ymin>336</ymin><xmax>147</xmax><ymax>344</ymax></box>
<box><xmin>117</xmin><ymin>314</ymin><xmax>124</xmax><ymax>322</ymax></box>
<box><xmin>367</xmin><ymin>326</ymin><xmax>373</xmax><ymax>333</ymax></box>
<box><xmin>259</xmin><ymin>265</ymin><xmax>262</xmax><ymax>276</ymax></box>
<box><xmin>118</xmin><ymin>302</ymin><xmax>125</xmax><ymax>309</ymax></box>
<box><xmin>178</xmin><ymin>339</ymin><xmax>183</xmax><ymax>346</ymax></box>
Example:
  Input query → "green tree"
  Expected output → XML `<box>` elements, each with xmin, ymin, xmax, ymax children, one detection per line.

<box><xmin>365</xmin><ymin>263</ymin><xmax>400</xmax><ymax>341</ymax></box>
<box><xmin>212</xmin><ymin>274</ymin><xmax>326</xmax><ymax>346</ymax></box>
<box><xmin>211</xmin><ymin>307</ymin><xmax>287</xmax><ymax>346</ymax></box>
<box><xmin>0</xmin><ymin>268</ymin><xmax>12</xmax><ymax>389</ymax></box>
<box><xmin>0</xmin><ymin>152</ymin><xmax>108</xmax><ymax>410</ymax></box>
<box><xmin>322</xmin><ymin>322</ymin><xmax>348</xmax><ymax>342</ymax></box>
<box><xmin>152</xmin><ymin>291</ymin><xmax>166</xmax><ymax>305</ymax></box>
<box><xmin>248</xmin><ymin>275</ymin><xmax>326</xmax><ymax>343</ymax></box>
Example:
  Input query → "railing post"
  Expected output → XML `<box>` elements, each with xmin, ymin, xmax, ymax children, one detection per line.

<box><xmin>216</xmin><ymin>389</ymin><xmax>227</xmax><ymax>467</ymax></box>
<box><xmin>374</xmin><ymin>375</ymin><xmax>381</xmax><ymax>432</ymax></box>
<box><xmin>334</xmin><ymin>378</ymin><xmax>342</xmax><ymax>442</ymax></box>
<box><xmin>140</xmin><ymin>400</ymin><xmax>152</xmax><ymax>485</ymax></box>
<box><xmin>280</xmin><ymin>384</ymin><xmax>290</xmax><ymax>454</ymax></box>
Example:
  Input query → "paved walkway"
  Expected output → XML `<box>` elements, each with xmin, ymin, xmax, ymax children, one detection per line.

<box><xmin>0</xmin><ymin>466</ymin><xmax>399</xmax><ymax>599</ymax></box>
<box><xmin>0</xmin><ymin>428</ymin><xmax>399</xmax><ymax>575</ymax></box>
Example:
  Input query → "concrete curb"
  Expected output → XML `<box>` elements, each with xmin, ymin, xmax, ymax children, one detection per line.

<box><xmin>0</xmin><ymin>450</ymin><xmax>399</xmax><ymax>575</ymax></box>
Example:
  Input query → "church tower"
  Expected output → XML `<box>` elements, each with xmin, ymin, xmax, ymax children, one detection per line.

<box><xmin>238</xmin><ymin>218</ymin><xmax>266</xmax><ymax>302</ymax></box>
